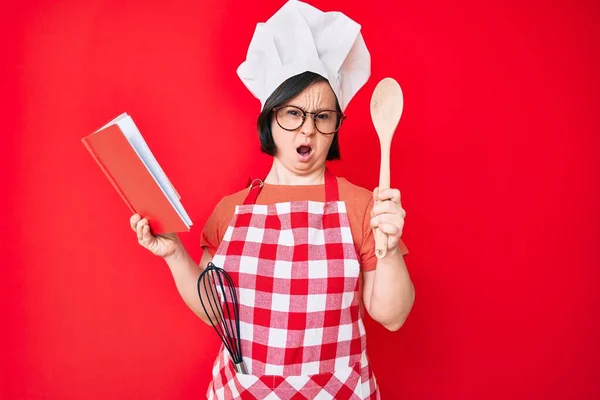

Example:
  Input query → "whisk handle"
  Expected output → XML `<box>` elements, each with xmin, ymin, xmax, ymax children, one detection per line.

<box><xmin>234</xmin><ymin>361</ymin><xmax>247</xmax><ymax>374</ymax></box>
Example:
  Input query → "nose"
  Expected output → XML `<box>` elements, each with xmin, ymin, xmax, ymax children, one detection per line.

<box><xmin>301</xmin><ymin>115</ymin><xmax>317</xmax><ymax>137</ymax></box>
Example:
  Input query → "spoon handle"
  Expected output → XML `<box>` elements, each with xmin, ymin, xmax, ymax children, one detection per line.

<box><xmin>375</xmin><ymin>141</ymin><xmax>391</xmax><ymax>259</ymax></box>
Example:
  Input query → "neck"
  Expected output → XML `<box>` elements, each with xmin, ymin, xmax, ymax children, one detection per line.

<box><xmin>264</xmin><ymin>159</ymin><xmax>326</xmax><ymax>185</ymax></box>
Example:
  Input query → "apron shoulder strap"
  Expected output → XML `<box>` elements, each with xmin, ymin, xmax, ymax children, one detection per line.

<box><xmin>243</xmin><ymin>178</ymin><xmax>263</xmax><ymax>205</ymax></box>
<box><xmin>324</xmin><ymin>168</ymin><xmax>339</xmax><ymax>203</ymax></box>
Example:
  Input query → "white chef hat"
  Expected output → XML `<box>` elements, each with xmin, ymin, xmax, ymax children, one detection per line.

<box><xmin>237</xmin><ymin>0</ymin><xmax>371</xmax><ymax>112</ymax></box>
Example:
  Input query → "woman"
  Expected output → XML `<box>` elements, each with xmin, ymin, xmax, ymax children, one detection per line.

<box><xmin>130</xmin><ymin>1</ymin><xmax>414</xmax><ymax>399</ymax></box>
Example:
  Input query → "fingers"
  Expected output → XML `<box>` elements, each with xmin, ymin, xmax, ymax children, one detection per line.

<box><xmin>374</xmin><ymin>223</ymin><xmax>401</xmax><ymax>251</ymax></box>
<box><xmin>373</xmin><ymin>187</ymin><xmax>401</xmax><ymax>204</ymax></box>
<box><xmin>136</xmin><ymin>218</ymin><xmax>145</xmax><ymax>241</ymax></box>
<box><xmin>370</xmin><ymin>213</ymin><xmax>404</xmax><ymax>231</ymax></box>
<box><xmin>370</xmin><ymin>186</ymin><xmax>407</xmax><ymax>239</ymax></box>
<box><xmin>373</xmin><ymin>187</ymin><xmax>379</xmax><ymax>201</ymax></box>
<box><xmin>371</xmin><ymin>200</ymin><xmax>403</xmax><ymax>217</ymax></box>
<box><xmin>130</xmin><ymin>214</ymin><xmax>141</xmax><ymax>231</ymax></box>
<box><xmin>131</xmin><ymin>214</ymin><xmax>154</xmax><ymax>247</ymax></box>
<box><xmin>135</xmin><ymin>217</ymin><xmax>153</xmax><ymax>244</ymax></box>
<box><xmin>376</xmin><ymin>222</ymin><xmax>401</xmax><ymax>237</ymax></box>
<box><xmin>139</xmin><ymin>224</ymin><xmax>154</xmax><ymax>248</ymax></box>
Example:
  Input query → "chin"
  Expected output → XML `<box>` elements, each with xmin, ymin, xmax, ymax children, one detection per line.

<box><xmin>301</xmin><ymin>163</ymin><xmax>328</xmax><ymax>175</ymax></box>
<box><xmin>293</xmin><ymin>164</ymin><xmax>314</xmax><ymax>173</ymax></box>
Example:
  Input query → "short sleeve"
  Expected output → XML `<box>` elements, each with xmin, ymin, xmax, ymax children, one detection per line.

<box><xmin>200</xmin><ymin>199</ymin><xmax>226</xmax><ymax>257</ymax></box>
<box><xmin>360</xmin><ymin>198</ymin><xmax>409</xmax><ymax>272</ymax></box>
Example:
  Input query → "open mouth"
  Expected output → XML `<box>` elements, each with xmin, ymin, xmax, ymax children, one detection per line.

<box><xmin>296</xmin><ymin>145</ymin><xmax>313</xmax><ymax>157</ymax></box>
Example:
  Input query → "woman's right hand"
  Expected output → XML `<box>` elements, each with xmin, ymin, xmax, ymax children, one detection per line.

<box><xmin>130</xmin><ymin>214</ymin><xmax>181</xmax><ymax>258</ymax></box>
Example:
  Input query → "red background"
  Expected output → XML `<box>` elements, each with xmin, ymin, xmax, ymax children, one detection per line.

<box><xmin>2</xmin><ymin>0</ymin><xmax>599</xmax><ymax>398</ymax></box>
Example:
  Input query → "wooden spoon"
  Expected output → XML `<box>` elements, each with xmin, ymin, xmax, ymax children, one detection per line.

<box><xmin>370</xmin><ymin>77</ymin><xmax>404</xmax><ymax>259</ymax></box>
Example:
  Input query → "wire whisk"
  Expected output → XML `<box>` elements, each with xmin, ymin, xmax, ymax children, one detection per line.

<box><xmin>197</xmin><ymin>262</ymin><xmax>247</xmax><ymax>374</ymax></box>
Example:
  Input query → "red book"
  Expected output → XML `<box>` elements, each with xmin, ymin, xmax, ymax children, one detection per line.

<box><xmin>82</xmin><ymin>113</ymin><xmax>192</xmax><ymax>233</ymax></box>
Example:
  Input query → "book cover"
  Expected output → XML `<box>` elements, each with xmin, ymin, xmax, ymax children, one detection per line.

<box><xmin>82</xmin><ymin>114</ymin><xmax>192</xmax><ymax>233</ymax></box>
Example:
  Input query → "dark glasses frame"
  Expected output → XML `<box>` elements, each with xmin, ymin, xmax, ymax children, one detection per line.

<box><xmin>272</xmin><ymin>105</ymin><xmax>346</xmax><ymax>135</ymax></box>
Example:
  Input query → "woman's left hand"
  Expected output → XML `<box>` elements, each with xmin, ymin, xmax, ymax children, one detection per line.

<box><xmin>370</xmin><ymin>187</ymin><xmax>406</xmax><ymax>253</ymax></box>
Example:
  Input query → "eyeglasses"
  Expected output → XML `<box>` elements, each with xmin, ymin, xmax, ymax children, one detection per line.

<box><xmin>273</xmin><ymin>105</ymin><xmax>346</xmax><ymax>135</ymax></box>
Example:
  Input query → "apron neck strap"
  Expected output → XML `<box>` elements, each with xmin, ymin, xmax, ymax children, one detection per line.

<box><xmin>324</xmin><ymin>168</ymin><xmax>339</xmax><ymax>203</ymax></box>
<box><xmin>243</xmin><ymin>168</ymin><xmax>339</xmax><ymax>205</ymax></box>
